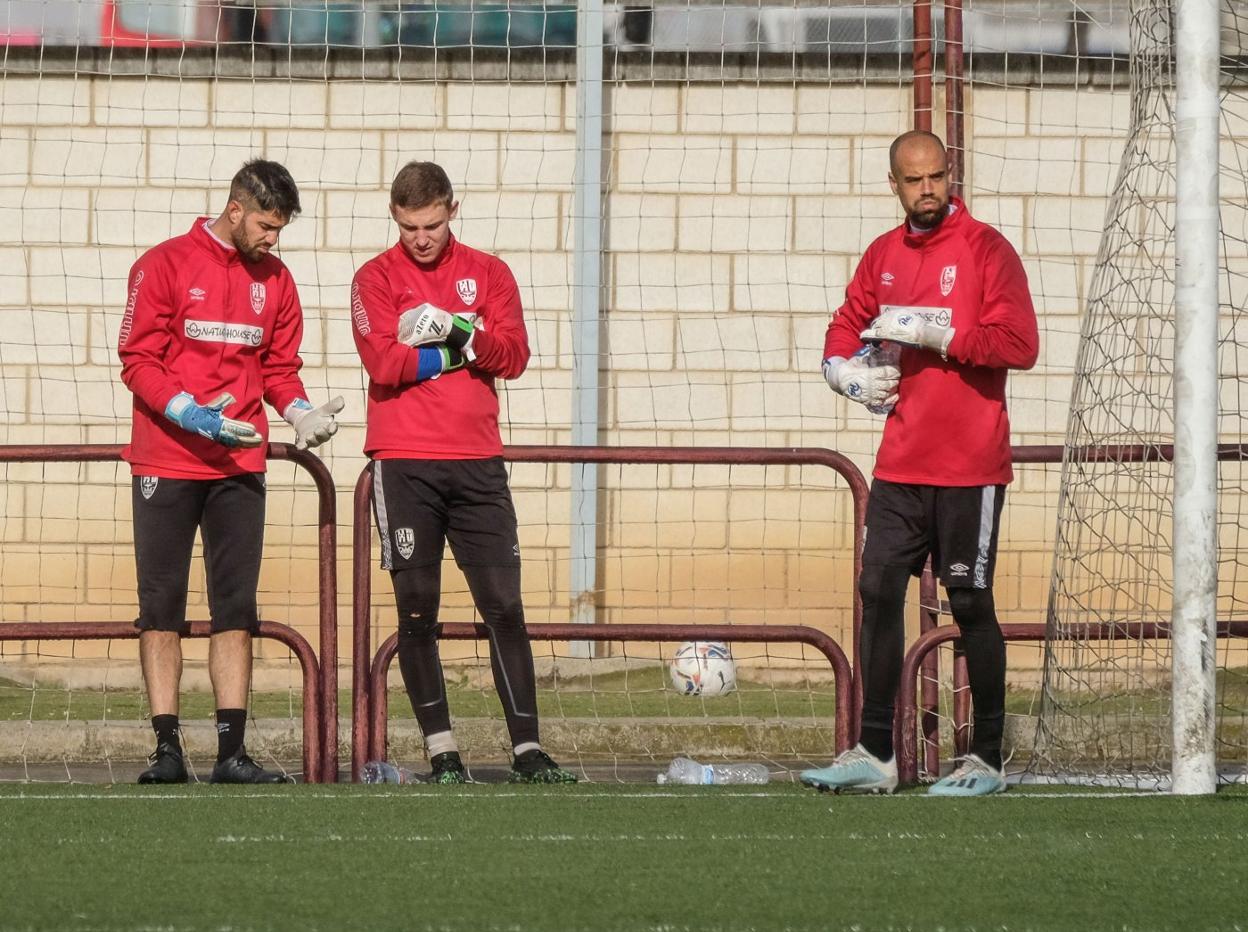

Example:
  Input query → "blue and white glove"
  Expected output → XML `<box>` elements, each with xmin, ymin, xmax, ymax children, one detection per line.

<box><xmin>415</xmin><ymin>344</ymin><xmax>465</xmax><ymax>382</ymax></box>
<box><xmin>397</xmin><ymin>303</ymin><xmax>477</xmax><ymax>356</ymax></box>
<box><xmin>283</xmin><ymin>396</ymin><xmax>345</xmax><ymax>451</ymax></box>
<box><xmin>164</xmin><ymin>392</ymin><xmax>263</xmax><ymax>448</ymax></box>
<box><xmin>823</xmin><ymin>349</ymin><xmax>899</xmax><ymax>414</ymax></box>
<box><xmin>860</xmin><ymin>305</ymin><xmax>954</xmax><ymax>359</ymax></box>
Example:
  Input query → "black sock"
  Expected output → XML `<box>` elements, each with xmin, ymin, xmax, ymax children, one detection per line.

<box><xmin>215</xmin><ymin>708</ymin><xmax>247</xmax><ymax>762</ymax></box>
<box><xmin>152</xmin><ymin>714</ymin><xmax>181</xmax><ymax>749</ymax></box>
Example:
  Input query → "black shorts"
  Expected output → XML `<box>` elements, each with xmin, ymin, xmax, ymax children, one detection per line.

<box><xmin>861</xmin><ymin>478</ymin><xmax>1005</xmax><ymax>590</ymax></box>
<box><xmin>371</xmin><ymin>457</ymin><xmax>521</xmax><ymax>571</ymax></box>
<box><xmin>132</xmin><ymin>474</ymin><xmax>266</xmax><ymax>634</ymax></box>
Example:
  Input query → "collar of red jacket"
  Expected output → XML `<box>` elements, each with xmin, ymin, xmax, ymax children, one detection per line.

<box><xmin>900</xmin><ymin>195</ymin><xmax>967</xmax><ymax>248</ymax></box>
<box><xmin>188</xmin><ymin>216</ymin><xmax>242</xmax><ymax>265</ymax></box>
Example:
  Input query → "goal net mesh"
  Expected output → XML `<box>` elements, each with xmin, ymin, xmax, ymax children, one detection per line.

<box><xmin>1014</xmin><ymin>0</ymin><xmax>1248</xmax><ymax>786</ymax></box>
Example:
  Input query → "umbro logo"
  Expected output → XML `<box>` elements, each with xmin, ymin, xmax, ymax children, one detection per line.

<box><xmin>880</xmin><ymin>272</ymin><xmax>894</xmax><ymax>287</ymax></box>
<box><xmin>188</xmin><ymin>288</ymin><xmax>206</xmax><ymax>301</ymax></box>
<box><xmin>950</xmin><ymin>563</ymin><xmax>969</xmax><ymax>576</ymax></box>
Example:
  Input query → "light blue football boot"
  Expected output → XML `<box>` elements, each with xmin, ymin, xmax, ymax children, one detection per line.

<box><xmin>799</xmin><ymin>744</ymin><xmax>898</xmax><ymax>794</ymax></box>
<box><xmin>927</xmin><ymin>754</ymin><xmax>1007</xmax><ymax>796</ymax></box>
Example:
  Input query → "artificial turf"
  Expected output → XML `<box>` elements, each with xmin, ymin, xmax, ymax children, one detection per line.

<box><xmin>0</xmin><ymin>782</ymin><xmax>1245</xmax><ymax>932</ymax></box>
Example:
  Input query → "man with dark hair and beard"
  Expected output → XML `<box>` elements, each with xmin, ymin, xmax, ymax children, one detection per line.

<box><xmin>119</xmin><ymin>159</ymin><xmax>343</xmax><ymax>784</ymax></box>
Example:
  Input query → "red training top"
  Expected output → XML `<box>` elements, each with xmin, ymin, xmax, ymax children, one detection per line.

<box><xmin>824</xmin><ymin>197</ymin><xmax>1039</xmax><ymax>486</ymax></box>
<box><xmin>351</xmin><ymin>235</ymin><xmax>530</xmax><ymax>459</ymax></box>
<box><xmin>118</xmin><ymin>218</ymin><xmax>309</xmax><ymax>479</ymax></box>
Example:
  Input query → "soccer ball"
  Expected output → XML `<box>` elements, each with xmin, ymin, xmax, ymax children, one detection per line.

<box><xmin>669</xmin><ymin>641</ymin><xmax>737</xmax><ymax>697</ymax></box>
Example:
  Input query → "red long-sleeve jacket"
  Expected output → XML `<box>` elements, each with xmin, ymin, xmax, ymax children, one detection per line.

<box><xmin>351</xmin><ymin>235</ymin><xmax>530</xmax><ymax>459</ymax></box>
<box><xmin>824</xmin><ymin>198</ymin><xmax>1039</xmax><ymax>486</ymax></box>
<box><xmin>118</xmin><ymin>218</ymin><xmax>309</xmax><ymax>479</ymax></box>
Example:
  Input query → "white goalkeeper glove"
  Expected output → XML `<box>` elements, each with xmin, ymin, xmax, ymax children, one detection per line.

<box><xmin>397</xmin><ymin>303</ymin><xmax>477</xmax><ymax>358</ymax></box>
<box><xmin>860</xmin><ymin>305</ymin><xmax>955</xmax><ymax>359</ymax></box>
<box><xmin>164</xmin><ymin>391</ymin><xmax>263</xmax><ymax>448</ymax></box>
<box><xmin>283</xmin><ymin>396</ymin><xmax>345</xmax><ymax>451</ymax></box>
<box><xmin>823</xmin><ymin>349</ymin><xmax>899</xmax><ymax>414</ymax></box>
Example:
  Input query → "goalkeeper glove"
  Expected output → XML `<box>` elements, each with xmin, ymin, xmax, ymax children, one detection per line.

<box><xmin>823</xmin><ymin>348</ymin><xmax>899</xmax><ymax>414</ymax></box>
<box><xmin>415</xmin><ymin>344</ymin><xmax>465</xmax><ymax>382</ymax></box>
<box><xmin>164</xmin><ymin>391</ymin><xmax>263</xmax><ymax>448</ymax></box>
<box><xmin>283</xmin><ymin>396</ymin><xmax>345</xmax><ymax>451</ymax></box>
<box><xmin>860</xmin><ymin>305</ymin><xmax>955</xmax><ymax>359</ymax></box>
<box><xmin>397</xmin><ymin>303</ymin><xmax>477</xmax><ymax>356</ymax></box>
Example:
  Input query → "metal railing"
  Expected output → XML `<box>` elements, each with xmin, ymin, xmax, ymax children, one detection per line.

<box><xmin>0</xmin><ymin>443</ymin><xmax>338</xmax><ymax>783</ymax></box>
<box><xmin>351</xmin><ymin>444</ymin><xmax>868</xmax><ymax>780</ymax></box>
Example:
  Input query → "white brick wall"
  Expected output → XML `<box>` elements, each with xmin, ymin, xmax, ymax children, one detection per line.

<box><xmin>94</xmin><ymin>77</ymin><xmax>211</xmax><ymax>127</ymax></box>
<box><xmin>0</xmin><ymin>68</ymin><xmax>1142</xmax><ymax>642</ymax></box>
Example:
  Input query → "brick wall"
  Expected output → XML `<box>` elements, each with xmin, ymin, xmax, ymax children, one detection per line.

<box><xmin>0</xmin><ymin>61</ymin><xmax>1129</xmax><ymax>674</ymax></box>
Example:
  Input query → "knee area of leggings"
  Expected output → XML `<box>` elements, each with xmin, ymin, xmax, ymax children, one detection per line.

<box><xmin>397</xmin><ymin>610</ymin><xmax>439</xmax><ymax>640</ymax></box>
<box><xmin>946</xmin><ymin>586</ymin><xmax>995</xmax><ymax>622</ymax></box>
<box><xmin>479</xmin><ymin>599</ymin><xmax>526</xmax><ymax>633</ymax></box>
<box><xmin>858</xmin><ymin>563</ymin><xmax>907</xmax><ymax>606</ymax></box>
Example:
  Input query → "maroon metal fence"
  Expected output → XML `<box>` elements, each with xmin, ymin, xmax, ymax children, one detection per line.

<box><xmin>368</xmin><ymin>623</ymin><xmax>852</xmax><ymax>766</ymax></box>
<box><xmin>351</xmin><ymin>445</ymin><xmax>869</xmax><ymax>781</ymax></box>
<box><xmin>0</xmin><ymin>443</ymin><xmax>337</xmax><ymax>783</ymax></box>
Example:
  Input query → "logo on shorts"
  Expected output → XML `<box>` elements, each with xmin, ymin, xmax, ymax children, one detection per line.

<box><xmin>395</xmin><ymin>528</ymin><xmax>415</xmax><ymax>561</ymax></box>
<box><xmin>513</xmin><ymin>543</ymin><xmax>521</xmax><ymax>560</ymax></box>
<box><xmin>456</xmin><ymin>278</ymin><xmax>477</xmax><ymax>305</ymax></box>
<box><xmin>250</xmin><ymin>282</ymin><xmax>266</xmax><ymax>315</ymax></box>
<box><xmin>949</xmin><ymin>562</ymin><xmax>969</xmax><ymax>577</ymax></box>
<box><xmin>139</xmin><ymin>476</ymin><xmax>158</xmax><ymax>500</ymax></box>
<box><xmin>940</xmin><ymin>265</ymin><xmax>957</xmax><ymax>297</ymax></box>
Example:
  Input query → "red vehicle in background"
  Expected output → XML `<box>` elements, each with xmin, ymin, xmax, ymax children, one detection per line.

<box><xmin>101</xmin><ymin>0</ymin><xmax>232</xmax><ymax>46</ymax></box>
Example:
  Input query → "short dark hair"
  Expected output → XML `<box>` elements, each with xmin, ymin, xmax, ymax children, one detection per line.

<box><xmin>889</xmin><ymin>130</ymin><xmax>946</xmax><ymax>174</ymax></box>
<box><xmin>229</xmin><ymin>159</ymin><xmax>301</xmax><ymax>220</ymax></box>
<box><xmin>390</xmin><ymin>161</ymin><xmax>454</xmax><ymax>210</ymax></box>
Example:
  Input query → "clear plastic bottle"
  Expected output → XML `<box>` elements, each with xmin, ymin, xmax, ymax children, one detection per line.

<box><xmin>853</xmin><ymin>342</ymin><xmax>901</xmax><ymax>416</ymax></box>
<box><xmin>361</xmin><ymin>760</ymin><xmax>415</xmax><ymax>784</ymax></box>
<box><xmin>656</xmin><ymin>756</ymin><xmax>770</xmax><ymax>785</ymax></box>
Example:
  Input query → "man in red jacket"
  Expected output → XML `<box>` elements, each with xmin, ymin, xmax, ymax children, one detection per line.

<box><xmin>119</xmin><ymin>159</ymin><xmax>343</xmax><ymax>784</ymax></box>
<box><xmin>351</xmin><ymin>160</ymin><xmax>576</xmax><ymax>784</ymax></box>
<box><xmin>802</xmin><ymin>131</ymin><xmax>1039</xmax><ymax>796</ymax></box>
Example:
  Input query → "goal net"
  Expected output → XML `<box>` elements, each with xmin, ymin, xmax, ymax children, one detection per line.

<box><xmin>1020</xmin><ymin>0</ymin><xmax>1248</xmax><ymax>787</ymax></box>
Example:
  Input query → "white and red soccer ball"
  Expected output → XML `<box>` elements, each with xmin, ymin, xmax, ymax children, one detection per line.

<box><xmin>669</xmin><ymin>641</ymin><xmax>737</xmax><ymax>697</ymax></box>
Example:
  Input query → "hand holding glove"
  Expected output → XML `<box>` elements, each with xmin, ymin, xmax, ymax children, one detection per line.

<box><xmin>397</xmin><ymin>303</ymin><xmax>477</xmax><ymax>355</ymax></box>
<box><xmin>860</xmin><ymin>305</ymin><xmax>954</xmax><ymax>358</ymax></box>
<box><xmin>164</xmin><ymin>392</ymin><xmax>263</xmax><ymax>448</ymax></box>
<box><xmin>284</xmin><ymin>396</ymin><xmax>346</xmax><ymax>451</ymax></box>
<box><xmin>823</xmin><ymin>349</ymin><xmax>899</xmax><ymax>414</ymax></box>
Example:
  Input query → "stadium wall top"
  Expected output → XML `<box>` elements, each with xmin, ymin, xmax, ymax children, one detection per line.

<box><xmin>0</xmin><ymin>45</ymin><xmax>1139</xmax><ymax>86</ymax></box>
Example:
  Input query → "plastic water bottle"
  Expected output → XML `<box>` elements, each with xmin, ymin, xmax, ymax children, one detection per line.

<box><xmin>361</xmin><ymin>760</ymin><xmax>414</xmax><ymax>784</ymax></box>
<box><xmin>853</xmin><ymin>342</ymin><xmax>901</xmax><ymax>416</ymax></box>
<box><xmin>656</xmin><ymin>756</ymin><xmax>770</xmax><ymax>785</ymax></box>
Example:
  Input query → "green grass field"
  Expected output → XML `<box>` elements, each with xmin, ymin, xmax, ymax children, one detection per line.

<box><xmin>1</xmin><ymin>783</ymin><xmax>1245</xmax><ymax>932</ymax></box>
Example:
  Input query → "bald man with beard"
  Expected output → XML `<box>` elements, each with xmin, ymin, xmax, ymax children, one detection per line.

<box><xmin>804</xmin><ymin>132</ymin><xmax>1039</xmax><ymax>796</ymax></box>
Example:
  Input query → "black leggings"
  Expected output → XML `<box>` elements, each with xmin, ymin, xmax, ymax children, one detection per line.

<box><xmin>393</xmin><ymin>561</ymin><xmax>539</xmax><ymax>748</ymax></box>
<box><xmin>857</xmin><ymin>565</ymin><xmax>1004</xmax><ymax>762</ymax></box>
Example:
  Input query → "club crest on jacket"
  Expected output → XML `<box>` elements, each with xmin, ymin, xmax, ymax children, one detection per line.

<box><xmin>456</xmin><ymin>278</ymin><xmax>477</xmax><ymax>305</ymax></box>
<box><xmin>250</xmin><ymin>282</ymin><xmax>266</xmax><ymax>315</ymax></box>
